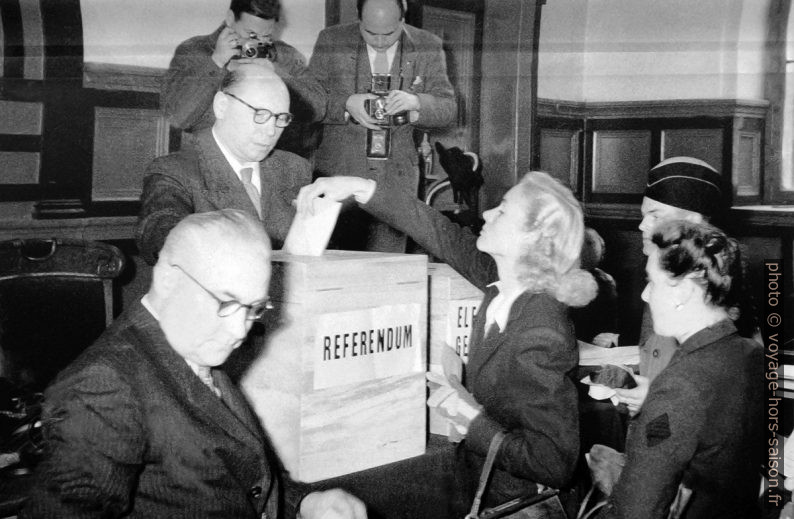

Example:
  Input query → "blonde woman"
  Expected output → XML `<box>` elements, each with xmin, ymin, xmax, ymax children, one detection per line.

<box><xmin>297</xmin><ymin>171</ymin><xmax>596</xmax><ymax>511</ymax></box>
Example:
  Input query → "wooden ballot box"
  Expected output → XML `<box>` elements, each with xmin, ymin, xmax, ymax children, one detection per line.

<box><xmin>427</xmin><ymin>263</ymin><xmax>483</xmax><ymax>435</ymax></box>
<box><xmin>241</xmin><ymin>251</ymin><xmax>428</xmax><ymax>482</ymax></box>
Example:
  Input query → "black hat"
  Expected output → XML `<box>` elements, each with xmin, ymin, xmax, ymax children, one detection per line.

<box><xmin>645</xmin><ymin>157</ymin><xmax>725</xmax><ymax>219</ymax></box>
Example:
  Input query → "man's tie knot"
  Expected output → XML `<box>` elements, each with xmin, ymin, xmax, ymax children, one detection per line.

<box><xmin>240</xmin><ymin>167</ymin><xmax>253</xmax><ymax>184</ymax></box>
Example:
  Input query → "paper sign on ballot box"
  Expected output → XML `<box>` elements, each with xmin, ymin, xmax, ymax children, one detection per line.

<box><xmin>313</xmin><ymin>304</ymin><xmax>423</xmax><ymax>390</ymax></box>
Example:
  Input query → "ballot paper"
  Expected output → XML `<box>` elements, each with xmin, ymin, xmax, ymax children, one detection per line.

<box><xmin>578</xmin><ymin>341</ymin><xmax>640</xmax><ymax>367</ymax></box>
<box><xmin>282</xmin><ymin>197</ymin><xmax>342</xmax><ymax>256</ymax></box>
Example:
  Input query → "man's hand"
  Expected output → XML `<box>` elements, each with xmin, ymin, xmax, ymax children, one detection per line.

<box><xmin>296</xmin><ymin>177</ymin><xmax>376</xmax><ymax>214</ymax></box>
<box><xmin>345</xmin><ymin>93</ymin><xmax>381</xmax><ymax>129</ymax></box>
<box><xmin>613</xmin><ymin>375</ymin><xmax>650</xmax><ymax>416</ymax></box>
<box><xmin>299</xmin><ymin>489</ymin><xmax>367</xmax><ymax>519</ymax></box>
<box><xmin>384</xmin><ymin>90</ymin><xmax>420</xmax><ymax>114</ymax></box>
<box><xmin>212</xmin><ymin>26</ymin><xmax>240</xmax><ymax>68</ymax></box>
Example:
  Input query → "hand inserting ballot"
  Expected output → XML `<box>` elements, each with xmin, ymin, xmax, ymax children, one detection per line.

<box><xmin>426</xmin><ymin>371</ymin><xmax>482</xmax><ymax>436</ymax></box>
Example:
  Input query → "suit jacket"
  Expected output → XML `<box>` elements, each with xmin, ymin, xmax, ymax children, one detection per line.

<box><xmin>307</xmin><ymin>22</ymin><xmax>456</xmax><ymax>189</ymax></box>
<box><xmin>598</xmin><ymin>320</ymin><xmax>764</xmax><ymax>518</ymax></box>
<box><xmin>162</xmin><ymin>24</ymin><xmax>326</xmax><ymax>132</ymax></box>
<box><xmin>136</xmin><ymin>129</ymin><xmax>312</xmax><ymax>265</ymax></box>
<box><xmin>22</xmin><ymin>302</ymin><xmax>306</xmax><ymax>518</ymax></box>
<box><xmin>363</xmin><ymin>174</ymin><xmax>580</xmax><ymax>505</ymax></box>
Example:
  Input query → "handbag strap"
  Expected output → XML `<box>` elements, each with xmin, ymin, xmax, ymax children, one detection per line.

<box><xmin>465</xmin><ymin>431</ymin><xmax>507</xmax><ymax>519</ymax></box>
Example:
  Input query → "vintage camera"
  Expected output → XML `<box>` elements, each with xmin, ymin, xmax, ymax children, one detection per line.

<box><xmin>238</xmin><ymin>38</ymin><xmax>277</xmax><ymax>60</ymax></box>
<box><xmin>364</xmin><ymin>74</ymin><xmax>408</xmax><ymax>127</ymax></box>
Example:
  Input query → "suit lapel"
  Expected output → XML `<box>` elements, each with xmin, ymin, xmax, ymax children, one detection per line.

<box><xmin>128</xmin><ymin>303</ymin><xmax>266</xmax><ymax>451</ymax></box>
<box><xmin>397</xmin><ymin>28</ymin><xmax>417</xmax><ymax>90</ymax></box>
<box><xmin>194</xmin><ymin>130</ymin><xmax>262</xmax><ymax>220</ymax></box>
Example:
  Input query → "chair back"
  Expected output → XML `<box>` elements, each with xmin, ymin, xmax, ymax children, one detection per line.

<box><xmin>0</xmin><ymin>238</ymin><xmax>125</xmax><ymax>390</ymax></box>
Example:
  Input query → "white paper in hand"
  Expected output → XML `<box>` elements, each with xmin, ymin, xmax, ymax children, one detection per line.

<box><xmin>282</xmin><ymin>196</ymin><xmax>342</xmax><ymax>256</ymax></box>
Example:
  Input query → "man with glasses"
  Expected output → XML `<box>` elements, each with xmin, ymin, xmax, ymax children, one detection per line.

<box><xmin>162</xmin><ymin>0</ymin><xmax>325</xmax><ymax>156</ymax></box>
<box><xmin>24</xmin><ymin>209</ymin><xmax>368</xmax><ymax>519</ymax></box>
<box><xmin>137</xmin><ymin>62</ymin><xmax>312</xmax><ymax>265</ymax></box>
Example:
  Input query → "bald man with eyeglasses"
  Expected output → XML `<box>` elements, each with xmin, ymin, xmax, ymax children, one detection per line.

<box><xmin>24</xmin><ymin>209</ymin><xmax>368</xmax><ymax>519</ymax></box>
<box><xmin>137</xmin><ymin>62</ymin><xmax>312</xmax><ymax>265</ymax></box>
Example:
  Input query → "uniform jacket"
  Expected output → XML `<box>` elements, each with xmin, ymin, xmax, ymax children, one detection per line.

<box><xmin>307</xmin><ymin>22</ymin><xmax>456</xmax><ymax>187</ymax></box>
<box><xmin>363</xmin><ymin>174</ymin><xmax>580</xmax><ymax>504</ymax></box>
<box><xmin>136</xmin><ymin>129</ymin><xmax>312</xmax><ymax>264</ymax></box>
<box><xmin>22</xmin><ymin>302</ymin><xmax>305</xmax><ymax>519</ymax></box>
<box><xmin>598</xmin><ymin>319</ymin><xmax>764</xmax><ymax>519</ymax></box>
<box><xmin>162</xmin><ymin>24</ymin><xmax>326</xmax><ymax>133</ymax></box>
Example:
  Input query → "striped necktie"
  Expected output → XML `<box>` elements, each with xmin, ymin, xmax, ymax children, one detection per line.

<box><xmin>239</xmin><ymin>167</ymin><xmax>262</xmax><ymax>219</ymax></box>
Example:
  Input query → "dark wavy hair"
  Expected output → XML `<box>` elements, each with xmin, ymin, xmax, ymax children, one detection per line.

<box><xmin>652</xmin><ymin>220</ymin><xmax>757</xmax><ymax>337</ymax></box>
<box><xmin>230</xmin><ymin>0</ymin><xmax>280</xmax><ymax>21</ymax></box>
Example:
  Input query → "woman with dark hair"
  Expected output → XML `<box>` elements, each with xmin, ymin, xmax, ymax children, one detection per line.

<box><xmin>595</xmin><ymin>220</ymin><xmax>764</xmax><ymax>518</ymax></box>
<box><xmin>297</xmin><ymin>171</ymin><xmax>597</xmax><ymax>511</ymax></box>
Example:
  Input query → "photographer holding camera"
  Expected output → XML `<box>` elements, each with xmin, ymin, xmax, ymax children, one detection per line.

<box><xmin>162</xmin><ymin>0</ymin><xmax>325</xmax><ymax>157</ymax></box>
<box><xmin>307</xmin><ymin>0</ymin><xmax>456</xmax><ymax>252</ymax></box>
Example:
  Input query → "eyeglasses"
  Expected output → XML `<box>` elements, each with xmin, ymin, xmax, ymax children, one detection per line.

<box><xmin>223</xmin><ymin>91</ymin><xmax>293</xmax><ymax>127</ymax></box>
<box><xmin>172</xmin><ymin>264</ymin><xmax>272</xmax><ymax>320</ymax></box>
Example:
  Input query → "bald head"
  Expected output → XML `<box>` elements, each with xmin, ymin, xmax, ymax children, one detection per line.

<box><xmin>158</xmin><ymin>208</ymin><xmax>271</xmax><ymax>273</ymax></box>
<box><xmin>213</xmin><ymin>62</ymin><xmax>291</xmax><ymax>163</ymax></box>
<box><xmin>359</xmin><ymin>0</ymin><xmax>404</xmax><ymax>52</ymax></box>
<box><xmin>150</xmin><ymin>209</ymin><xmax>272</xmax><ymax>368</ymax></box>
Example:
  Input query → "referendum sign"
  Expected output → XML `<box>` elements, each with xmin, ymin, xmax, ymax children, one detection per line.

<box><xmin>314</xmin><ymin>303</ymin><xmax>423</xmax><ymax>390</ymax></box>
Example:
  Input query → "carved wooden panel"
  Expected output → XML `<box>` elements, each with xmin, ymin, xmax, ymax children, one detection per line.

<box><xmin>661</xmin><ymin>128</ymin><xmax>723</xmax><ymax>173</ymax></box>
<box><xmin>735</xmin><ymin>131</ymin><xmax>762</xmax><ymax>197</ymax></box>
<box><xmin>422</xmin><ymin>7</ymin><xmax>476</xmax><ymax>133</ymax></box>
<box><xmin>0</xmin><ymin>151</ymin><xmax>40</xmax><ymax>183</ymax></box>
<box><xmin>591</xmin><ymin>130</ymin><xmax>651</xmax><ymax>195</ymax></box>
<box><xmin>92</xmin><ymin>107</ymin><xmax>168</xmax><ymax>201</ymax></box>
<box><xmin>0</xmin><ymin>100</ymin><xmax>43</xmax><ymax>134</ymax></box>
<box><xmin>539</xmin><ymin>128</ymin><xmax>579</xmax><ymax>193</ymax></box>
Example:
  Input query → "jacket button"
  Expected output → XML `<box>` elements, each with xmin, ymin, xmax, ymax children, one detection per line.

<box><xmin>249</xmin><ymin>485</ymin><xmax>263</xmax><ymax>499</ymax></box>
<box><xmin>652</xmin><ymin>349</ymin><xmax>659</xmax><ymax>358</ymax></box>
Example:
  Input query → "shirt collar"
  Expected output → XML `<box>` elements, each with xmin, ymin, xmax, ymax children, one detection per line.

<box><xmin>484</xmin><ymin>281</ymin><xmax>526</xmax><ymax>335</ymax></box>
<box><xmin>366</xmin><ymin>40</ymin><xmax>399</xmax><ymax>70</ymax></box>
<box><xmin>212</xmin><ymin>127</ymin><xmax>261</xmax><ymax>191</ymax></box>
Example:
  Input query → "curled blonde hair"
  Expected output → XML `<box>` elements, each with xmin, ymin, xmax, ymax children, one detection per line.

<box><xmin>514</xmin><ymin>171</ymin><xmax>597</xmax><ymax>307</ymax></box>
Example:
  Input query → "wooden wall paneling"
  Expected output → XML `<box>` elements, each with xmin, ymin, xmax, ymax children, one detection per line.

<box><xmin>661</xmin><ymin>128</ymin><xmax>724</xmax><ymax>173</ymax></box>
<box><xmin>763</xmin><ymin>0</ymin><xmax>793</xmax><ymax>204</ymax></box>
<box><xmin>420</xmin><ymin>6</ymin><xmax>479</xmax><ymax>153</ymax></box>
<box><xmin>0</xmin><ymin>100</ymin><xmax>43</xmax><ymax>134</ymax></box>
<box><xmin>479</xmin><ymin>0</ymin><xmax>542</xmax><ymax>208</ymax></box>
<box><xmin>539</xmin><ymin>127</ymin><xmax>580</xmax><ymax>194</ymax></box>
<box><xmin>0</xmin><ymin>151</ymin><xmax>40</xmax><ymax>184</ymax></box>
<box><xmin>590</xmin><ymin>129</ymin><xmax>651</xmax><ymax>199</ymax></box>
<box><xmin>92</xmin><ymin>107</ymin><xmax>169</xmax><ymax>202</ymax></box>
<box><xmin>1</xmin><ymin>0</ymin><xmax>24</xmax><ymax>78</ymax></box>
<box><xmin>733</xmin><ymin>116</ymin><xmax>765</xmax><ymax>201</ymax></box>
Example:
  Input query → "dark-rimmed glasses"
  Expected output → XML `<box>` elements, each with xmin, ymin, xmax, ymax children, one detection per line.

<box><xmin>172</xmin><ymin>264</ymin><xmax>272</xmax><ymax>320</ymax></box>
<box><xmin>224</xmin><ymin>91</ymin><xmax>293</xmax><ymax>127</ymax></box>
